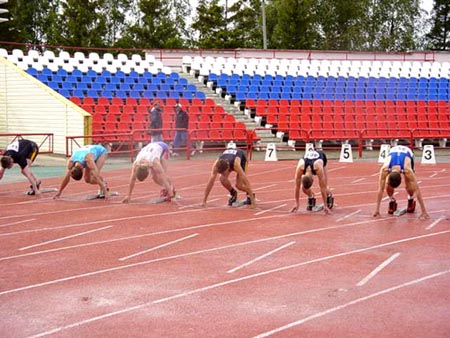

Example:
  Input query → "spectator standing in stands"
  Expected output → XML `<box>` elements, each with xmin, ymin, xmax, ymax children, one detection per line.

<box><xmin>171</xmin><ymin>103</ymin><xmax>194</xmax><ymax>156</ymax></box>
<box><xmin>149</xmin><ymin>101</ymin><xmax>163</xmax><ymax>142</ymax></box>
<box><xmin>0</xmin><ymin>138</ymin><xmax>41</xmax><ymax>195</ymax></box>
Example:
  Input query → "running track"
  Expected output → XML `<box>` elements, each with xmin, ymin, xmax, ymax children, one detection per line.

<box><xmin>0</xmin><ymin>159</ymin><xmax>449</xmax><ymax>338</ymax></box>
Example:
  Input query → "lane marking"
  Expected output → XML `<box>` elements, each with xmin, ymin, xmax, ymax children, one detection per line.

<box><xmin>336</xmin><ymin>210</ymin><xmax>361</xmax><ymax>222</ymax></box>
<box><xmin>351</xmin><ymin>178</ymin><xmax>366</xmax><ymax>183</ymax></box>
<box><xmin>227</xmin><ymin>241</ymin><xmax>295</xmax><ymax>273</ymax></box>
<box><xmin>28</xmin><ymin>259</ymin><xmax>450</xmax><ymax>338</ymax></box>
<box><xmin>19</xmin><ymin>226</ymin><xmax>113</xmax><ymax>251</ymax></box>
<box><xmin>356</xmin><ymin>252</ymin><xmax>400</xmax><ymax>286</ymax></box>
<box><xmin>118</xmin><ymin>233</ymin><xmax>198</xmax><ymax>261</ymax></box>
<box><xmin>382</xmin><ymin>191</ymin><xmax>399</xmax><ymax>201</ymax></box>
<box><xmin>254</xmin><ymin>204</ymin><xmax>287</xmax><ymax>216</ymax></box>
<box><xmin>426</xmin><ymin>216</ymin><xmax>446</xmax><ymax>230</ymax></box>
<box><xmin>0</xmin><ymin>214</ymin><xmax>291</xmax><ymax>262</ymax></box>
<box><xmin>0</xmin><ymin>208</ymin><xmax>207</xmax><ymax>237</ymax></box>
<box><xmin>0</xmin><ymin>218</ymin><xmax>36</xmax><ymax>228</ymax></box>
<box><xmin>179</xmin><ymin>198</ymin><xmax>219</xmax><ymax>210</ymax></box>
<box><xmin>253</xmin><ymin>268</ymin><xmax>450</xmax><ymax>338</ymax></box>
<box><xmin>328</xmin><ymin>166</ymin><xmax>347</xmax><ymax>172</ymax></box>
<box><xmin>2</xmin><ymin>225</ymin><xmax>449</xmax><ymax>298</ymax></box>
<box><xmin>254</xmin><ymin>184</ymin><xmax>278</xmax><ymax>191</ymax></box>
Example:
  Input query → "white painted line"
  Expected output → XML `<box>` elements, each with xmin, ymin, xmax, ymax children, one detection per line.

<box><xmin>356</xmin><ymin>252</ymin><xmax>400</xmax><ymax>286</ymax></box>
<box><xmin>328</xmin><ymin>166</ymin><xmax>347</xmax><ymax>172</ymax></box>
<box><xmin>351</xmin><ymin>178</ymin><xmax>366</xmax><ymax>183</ymax></box>
<box><xmin>371</xmin><ymin>172</ymin><xmax>380</xmax><ymax>177</ymax></box>
<box><xmin>254</xmin><ymin>184</ymin><xmax>277</xmax><ymax>191</ymax></box>
<box><xmin>382</xmin><ymin>191</ymin><xmax>399</xmax><ymax>201</ymax></box>
<box><xmin>3</xmin><ymin>226</ymin><xmax>450</xmax><ymax>299</ymax></box>
<box><xmin>254</xmin><ymin>204</ymin><xmax>287</xmax><ymax>216</ymax></box>
<box><xmin>0</xmin><ymin>218</ymin><xmax>35</xmax><ymax>228</ymax></box>
<box><xmin>253</xmin><ymin>268</ymin><xmax>450</xmax><ymax>338</ymax></box>
<box><xmin>227</xmin><ymin>241</ymin><xmax>295</xmax><ymax>273</ymax></box>
<box><xmin>178</xmin><ymin>198</ymin><xmax>219</xmax><ymax>210</ymax></box>
<box><xmin>19</xmin><ymin>226</ymin><xmax>113</xmax><ymax>251</ymax></box>
<box><xmin>336</xmin><ymin>210</ymin><xmax>361</xmax><ymax>222</ymax></box>
<box><xmin>426</xmin><ymin>216</ymin><xmax>445</xmax><ymax>230</ymax></box>
<box><xmin>118</xmin><ymin>233</ymin><xmax>198</xmax><ymax>261</ymax></box>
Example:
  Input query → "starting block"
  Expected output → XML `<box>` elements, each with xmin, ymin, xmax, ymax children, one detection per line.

<box><xmin>148</xmin><ymin>194</ymin><xmax>181</xmax><ymax>204</ymax></box>
<box><xmin>393</xmin><ymin>207</ymin><xmax>407</xmax><ymax>216</ymax></box>
<box><xmin>311</xmin><ymin>204</ymin><xmax>324</xmax><ymax>212</ymax></box>
<box><xmin>231</xmin><ymin>200</ymin><xmax>247</xmax><ymax>207</ymax></box>
<box><xmin>86</xmin><ymin>191</ymin><xmax>119</xmax><ymax>200</ymax></box>
<box><xmin>24</xmin><ymin>187</ymin><xmax>57</xmax><ymax>195</ymax></box>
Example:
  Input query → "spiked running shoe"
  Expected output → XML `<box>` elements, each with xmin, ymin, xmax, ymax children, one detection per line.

<box><xmin>228</xmin><ymin>189</ymin><xmax>238</xmax><ymax>206</ymax></box>
<box><xmin>388</xmin><ymin>199</ymin><xmax>398</xmax><ymax>214</ymax></box>
<box><xmin>407</xmin><ymin>198</ymin><xmax>416</xmax><ymax>213</ymax></box>
<box><xmin>307</xmin><ymin>196</ymin><xmax>316</xmax><ymax>211</ymax></box>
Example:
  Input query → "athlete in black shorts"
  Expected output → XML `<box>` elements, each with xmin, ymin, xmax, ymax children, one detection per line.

<box><xmin>0</xmin><ymin>139</ymin><xmax>41</xmax><ymax>195</ymax></box>
<box><xmin>202</xmin><ymin>148</ymin><xmax>256</xmax><ymax>207</ymax></box>
<box><xmin>291</xmin><ymin>149</ymin><xmax>334</xmax><ymax>213</ymax></box>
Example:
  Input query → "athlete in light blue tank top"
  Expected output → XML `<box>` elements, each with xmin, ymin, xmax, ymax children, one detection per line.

<box><xmin>71</xmin><ymin>145</ymin><xmax>108</xmax><ymax>168</ymax></box>
<box><xmin>54</xmin><ymin>144</ymin><xmax>109</xmax><ymax>199</ymax></box>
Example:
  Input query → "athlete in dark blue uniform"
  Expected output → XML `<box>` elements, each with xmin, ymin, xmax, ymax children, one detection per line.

<box><xmin>291</xmin><ymin>149</ymin><xmax>333</xmax><ymax>213</ymax></box>
<box><xmin>0</xmin><ymin>139</ymin><xmax>41</xmax><ymax>195</ymax></box>
<box><xmin>202</xmin><ymin>148</ymin><xmax>255</xmax><ymax>207</ymax></box>
<box><xmin>374</xmin><ymin>145</ymin><xmax>428</xmax><ymax>219</ymax></box>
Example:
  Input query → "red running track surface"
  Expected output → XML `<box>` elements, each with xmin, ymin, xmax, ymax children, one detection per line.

<box><xmin>0</xmin><ymin>160</ymin><xmax>449</xmax><ymax>338</ymax></box>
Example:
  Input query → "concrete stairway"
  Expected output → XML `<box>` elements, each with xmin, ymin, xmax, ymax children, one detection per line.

<box><xmin>178</xmin><ymin>68</ymin><xmax>287</xmax><ymax>148</ymax></box>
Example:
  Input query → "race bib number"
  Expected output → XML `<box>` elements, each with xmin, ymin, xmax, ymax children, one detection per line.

<box><xmin>6</xmin><ymin>141</ymin><xmax>20</xmax><ymax>152</ymax></box>
<box><xmin>304</xmin><ymin>150</ymin><xmax>320</xmax><ymax>160</ymax></box>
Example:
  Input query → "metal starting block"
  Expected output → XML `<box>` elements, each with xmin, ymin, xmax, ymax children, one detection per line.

<box><xmin>312</xmin><ymin>204</ymin><xmax>324</xmax><ymax>212</ymax></box>
<box><xmin>394</xmin><ymin>207</ymin><xmax>407</xmax><ymax>216</ymax></box>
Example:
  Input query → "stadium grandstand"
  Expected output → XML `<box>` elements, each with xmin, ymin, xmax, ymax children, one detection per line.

<box><xmin>0</xmin><ymin>47</ymin><xmax>449</xmax><ymax>157</ymax></box>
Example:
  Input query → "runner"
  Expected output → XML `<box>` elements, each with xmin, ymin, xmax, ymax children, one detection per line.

<box><xmin>202</xmin><ymin>148</ymin><xmax>256</xmax><ymax>208</ymax></box>
<box><xmin>290</xmin><ymin>149</ymin><xmax>334</xmax><ymax>214</ymax></box>
<box><xmin>373</xmin><ymin>145</ymin><xmax>429</xmax><ymax>219</ymax></box>
<box><xmin>0</xmin><ymin>139</ymin><xmax>41</xmax><ymax>195</ymax></box>
<box><xmin>54</xmin><ymin>144</ymin><xmax>109</xmax><ymax>199</ymax></box>
<box><xmin>122</xmin><ymin>141</ymin><xmax>175</xmax><ymax>203</ymax></box>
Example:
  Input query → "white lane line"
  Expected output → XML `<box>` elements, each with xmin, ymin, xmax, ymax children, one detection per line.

<box><xmin>28</xmin><ymin>265</ymin><xmax>450</xmax><ymax>338</ymax></box>
<box><xmin>382</xmin><ymin>191</ymin><xmax>399</xmax><ymax>201</ymax></box>
<box><xmin>328</xmin><ymin>166</ymin><xmax>347</xmax><ymax>172</ymax></box>
<box><xmin>254</xmin><ymin>184</ymin><xmax>278</xmax><ymax>191</ymax></box>
<box><xmin>19</xmin><ymin>226</ymin><xmax>113</xmax><ymax>251</ymax></box>
<box><xmin>253</xmin><ymin>268</ymin><xmax>450</xmax><ymax>338</ymax></box>
<box><xmin>118</xmin><ymin>233</ymin><xmax>198</xmax><ymax>261</ymax></box>
<box><xmin>351</xmin><ymin>178</ymin><xmax>366</xmax><ymax>183</ymax></box>
<box><xmin>254</xmin><ymin>204</ymin><xmax>287</xmax><ymax>216</ymax></box>
<box><xmin>3</xmin><ymin>226</ymin><xmax>450</xmax><ymax>300</ymax></box>
<box><xmin>0</xmin><ymin>218</ymin><xmax>36</xmax><ymax>228</ymax></box>
<box><xmin>426</xmin><ymin>216</ymin><xmax>446</xmax><ymax>230</ymax></box>
<box><xmin>0</xmin><ymin>214</ymin><xmax>291</xmax><ymax>262</ymax></box>
<box><xmin>356</xmin><ymin>252</ymin><xmax>401</xmax><ymax>286</ymax></box>
<box><xmin>227</xmin><ymin>241</ymin><xmax>295</xmax><ymax>274</ymax></box>
<box><xmin>0</xmin><ymin>209</ymin><xmax>207</xmax><ymax>237</ymax></box>
<box><xmin>336</xmin><ymin>210</ymin><xmax>361</xmax><ymax>222</ymax></box>
<box><xmin>178</xmin><ymin>198</ymin><xmax>219</xmax><ymax>210</ymax></box>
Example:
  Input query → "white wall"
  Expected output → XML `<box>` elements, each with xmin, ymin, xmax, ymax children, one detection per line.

<box><xmin>0</xmin><ymin>57</ymin><xmax>91</xmax><ymax>154</ymax></box>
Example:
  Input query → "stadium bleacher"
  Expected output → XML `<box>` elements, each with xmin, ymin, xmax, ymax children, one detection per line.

<box><xmin>1</xmin><ymin>48</ymin><xmax>449</xmax><ymax>151</ymax></box>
